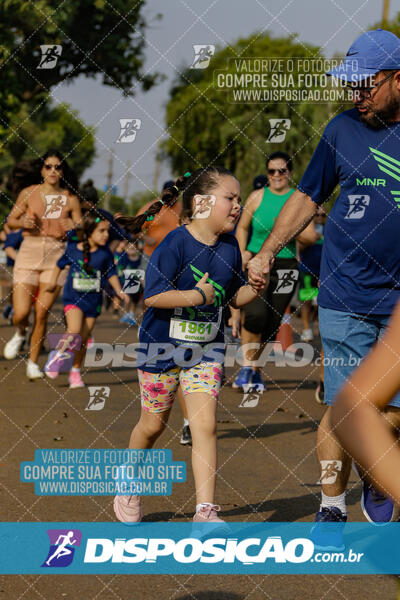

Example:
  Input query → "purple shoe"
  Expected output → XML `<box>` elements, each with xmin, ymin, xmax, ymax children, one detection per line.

<box><xmin>361</xmin><ymin>481</ymin><xmax>394</xmax><ymax>524</ymax></box>
<box><xmin>311</xmin><ymin>506</ymin><xmax>347</xmax><ymax>551</ymax></box>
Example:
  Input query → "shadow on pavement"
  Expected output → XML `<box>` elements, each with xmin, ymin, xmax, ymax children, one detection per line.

<box><xmin>218</xmin><ymin>420</ymin><xmax>317</xmax><ymax>440</ymax></box>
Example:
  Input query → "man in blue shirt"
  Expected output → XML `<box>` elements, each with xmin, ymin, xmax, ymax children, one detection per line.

<box><xmin>248</xmin><ymin>29</ymin><xmax>400</xmax><ymax>538</ymax></box>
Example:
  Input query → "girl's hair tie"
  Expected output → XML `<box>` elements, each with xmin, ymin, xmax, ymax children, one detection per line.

<box><xmin>184</xmin><ymin>171</ymin><xmax>191</xmax><ymax>178</ymax></box>
<box><xmin>95</xmin><ymin>217</ymin><xmax>101</xmax><ymax>223</ymax></box>
<box><xmin>146</xmin><ymin>214</ymin><xmax>154</xmax><ymax>222</ymax></box>
<box><xmin>172</xmin><ymin>185</ymin><xmax>179</xmax><ymax>193</ymax></box>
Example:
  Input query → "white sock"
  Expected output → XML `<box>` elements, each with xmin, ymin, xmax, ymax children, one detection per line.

<box><xmin>183</xmin><ymin>418</ymin><xmax>189</xmax><ymax>427</ymax></box>
<box><xmin>71</xmin><ymin>367</ymin><xmax>80</xmax><ymax>373</ymax></box>
<box><xmin>196</xmin><ymin>502</ymin><xmax>213</xmax><ymax>513</ymax></box>
<box><xmin>320</xmin><ymin>491</ymin><xmax>346</xmax><ymax>514</ymax></box>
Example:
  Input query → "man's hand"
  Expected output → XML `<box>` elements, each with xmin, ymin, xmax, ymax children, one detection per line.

<box><xmin>247</xmin><ymin>251</ymin><xmax>274</xmax><ymax>291</ymax></box>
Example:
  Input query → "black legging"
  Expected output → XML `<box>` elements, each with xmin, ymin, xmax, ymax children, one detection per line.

<box><xmin>243</xmin><ymin>257</ymin><xmax>299</xmax><ymax>342</ymax></box>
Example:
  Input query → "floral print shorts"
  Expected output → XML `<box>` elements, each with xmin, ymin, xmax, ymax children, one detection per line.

<box><xmin>138</xmin><ymin>362</ymin><xmax>223</xmax><ymax>413</ymax></box>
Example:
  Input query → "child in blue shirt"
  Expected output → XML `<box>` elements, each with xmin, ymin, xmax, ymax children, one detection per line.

<box><xmin>45</xmin><ymin>213</ymin><xmax>129</xmax><ymax>388</ymax></box>
<box><xmin>113</xmin><ymin>167</ymin><xmax>264</xmax><ymax>525</ymax></box>
<box><xmin>114</xmin><ymin>240</ymin><xmax>145</xmax><ymax>326</ymax></box>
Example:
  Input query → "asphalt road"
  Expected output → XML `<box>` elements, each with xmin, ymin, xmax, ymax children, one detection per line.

<box><xmin>0</xmin><ymin>303</ymin><xmax>397</xmax><ymax>599</ymax></box>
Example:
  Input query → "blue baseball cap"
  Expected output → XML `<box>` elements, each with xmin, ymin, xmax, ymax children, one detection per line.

<box><xmin>327</xmin><ymin>29</ymin><xmax>400</xmax><ymax>83</ymax></box>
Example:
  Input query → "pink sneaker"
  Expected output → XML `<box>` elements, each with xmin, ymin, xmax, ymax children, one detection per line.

<box><xmin>114</xmin><ymin>495</ymin><xmax>142</xmax><ymax>523</ymax></box>
<box><xmin>193</xmin><ymin>503</ymin><xmax>225</xmax><ymax>524</ymax></box>
<box><xmin>68</xmin><ymin>370</ymin><xmax>85</xmax><ymax>389</ymax></box>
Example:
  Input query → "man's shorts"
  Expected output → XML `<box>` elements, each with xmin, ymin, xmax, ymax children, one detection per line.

<box><xmin>319</xmin><ymin>306</ymin><xmax>400</xmax><ymax>408</ymax></box>
<box><xmin>138</xmin><ymin>361</ymin><xmax>223</xmax><ymax>413</ymax></box>
<box><xmin>13</xmin><ymin>236</ymin><xmax>67</xmax><ymax>287</ymax></box>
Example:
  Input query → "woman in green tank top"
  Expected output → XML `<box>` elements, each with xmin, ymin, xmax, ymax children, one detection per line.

<box><xmin>232</xmin><ymin>151</ymin><xmax>318</xmax><ymax>390</ymax></box>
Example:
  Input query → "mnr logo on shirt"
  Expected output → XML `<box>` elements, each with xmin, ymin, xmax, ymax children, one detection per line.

<box><xmin>189</xmin><ymin>265</ymin><xmax>226</xmax><ymax>306</ymax></box>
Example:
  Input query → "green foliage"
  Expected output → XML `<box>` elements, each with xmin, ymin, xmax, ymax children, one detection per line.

<box><xmin>164</xmin><ymin>32</ymin><xmax>340</xmax><ymax>199</ymax></box>
<box><xmin>378</xmin><ymin>11</ymin><xmax>400</xmax><ymax>35</ymax></box>
<box><xmin>102</xmin><ymin>194</ymin><xmax>126</xmax><ymax>214</ymax></box>
<box><xmin>0</xmin><ymin>103</ymin><xmax>95</xmax><ymax>178</ymax></box>
<box><xmin>0</xmin><ymin>0</ymin><xmax>161</xmax><ymax>113</ymax></box>
<box><xmin>0</xmin><ymin>0</ymin><xmax>162</xmax><ymax>194</ymax></box>
<box><xmin>129</xmin><ymin>189</ymin><xmax>158</xmax><ymax>215</ymax></box>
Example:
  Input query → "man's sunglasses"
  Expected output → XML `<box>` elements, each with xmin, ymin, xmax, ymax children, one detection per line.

<box><xmin>267</xmin><ymin>168</ymin><xmax>288</xmax><ymax>175</ymax></box>
<box><xmin>345</xmin><ymin>71</ymin><xmax>396</xmax><ymax>99</ymax></box>
<box><xmin>44</xmin><ymin>163</ymin><xmax>62</xmax><ymax>171</ymax></box>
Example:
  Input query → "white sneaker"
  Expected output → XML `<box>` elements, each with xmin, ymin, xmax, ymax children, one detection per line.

<box><xmin>26</xmin><ymin>360</ymin><xmax>44</xmax><ymax>380</ymax></box>
<box><xmin>300</xmin><ymin>328</ymin><xmax>313</xmax><ymax>342</ymax></box>
<box><xmin>4</xmin><ymin>331</ymin><xmax>25</xmax><ymax>360</ymax></box>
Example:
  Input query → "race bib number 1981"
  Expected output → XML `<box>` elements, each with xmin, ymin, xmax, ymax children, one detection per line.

<box><xmin>169</xmin><ymin>307</ymin><xmax>222</xmax><ymax>343</ymax></box>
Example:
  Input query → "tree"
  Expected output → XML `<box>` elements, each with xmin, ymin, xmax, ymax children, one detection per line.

<box><xmin>0</xmin><ymin>103</ymin><xmax>95</xmax><ymax>178</ymax></box>
<box><xmin>0</xmin><ymin>0</ymin><xmax>163</xmax><ymax>170</ymax></box>
<box><xmin>0</xmin><ymin>0</ymin><xmax>162</xmax><ymax>113</ymax></box>
<box><xmin>164</xmin><ymin>32</ymin><xmax>339</xmax><ymax>198</ymax></box>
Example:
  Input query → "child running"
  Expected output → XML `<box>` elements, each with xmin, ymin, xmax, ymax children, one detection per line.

<box><xmin>44</xmin><ymin>213</ymin><xmax>129</xmax><ymax>388</ymax></box>
<box><xmin>113</xmin><ymin>167</ymin><xmax>264</xmax><ymax>524</ymax></box>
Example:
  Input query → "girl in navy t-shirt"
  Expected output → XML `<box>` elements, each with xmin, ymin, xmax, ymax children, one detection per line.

<box><xmin>44</xmin><ymin>213</ymin><xmax>129</xmax><ymax>388</ymax></box>
<box><xmin>113</xmin><ymin>167</ymin><xmax>264</xmax><ymax>525</ymax></box>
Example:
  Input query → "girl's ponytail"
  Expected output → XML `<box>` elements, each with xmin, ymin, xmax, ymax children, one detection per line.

<box><xmin>114</xmin><ymin>174</ymin><xmax>190</xmax><ymax>234</ymax></box>
<box><xmin>82</xmin><ymin>232</ymin><xmax>94</xmax><ymax>275</ymax></box>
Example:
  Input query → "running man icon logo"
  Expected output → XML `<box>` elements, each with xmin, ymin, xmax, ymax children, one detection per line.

<box><xmin>116</xmin><ymin>119</ymin><xmax>142</xmax><ymax>143</ymax></box>
<box><xmin>318</xmin><ymin>460</ymin><xmax>343</xmax><ymax>485</ymax></box>
<box><xmin>190</xmin><ymin>44</ymin><xmax>215</xmax><ymax>69</ymax></box>
<box><xmin>122</xmin><ymin>269</ymin><xmax>145</xmax><ymax>294</ymax></box>
<box><xmin>273</xmin><ymin>270</ymin><xmax>299</xmax><ymax>295</ymax></box>
<box><xmin>239</xmin><ymin>383</ymin><xmax>264</xmax><ymax>408</ymax></box>
<box><xmin>345</xmin><ymin>195</ymin><xmax>370</xmax><ymax>219</ymax></box>
<box><xmin>43</xmin><ymin>194</ymin><xmax>67</xmax><ymax>219</ymax></box>
<box><xmin>266</xmin><ymin>119</ymin><xmax>291</xmax><ymax>143</ymax></box>
<box><xmin>192</xmin><ymin>195</ymin><xmax>216</xmax><ymax>219</ymax></box>
<box><xmin>86</xmin><ymin>386</ymin><xmax>110</xmax><ymax>411</ymax></box>
<box><xmin>45</xmin><ymin>333</ymin><xmax>81</xmax><ymax>375</ymax></box>
<box><xmin>42</xmin><ymin>529</ymin><xmax>81</xmax><ymax>568</ymax></box>
<box><xmin>37</xmin><ymin>45</ymin><xmax>62</xmax><ymax>69</ymax></box>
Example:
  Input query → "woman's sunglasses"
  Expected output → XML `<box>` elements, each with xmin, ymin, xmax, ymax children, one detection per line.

<box><xmin>44</xmin><ymin>163</ymin><xmax>62</xmax><ymax>171</ymax></box>
<box><xmin>267</xmin><ymin>168</ymin><xmax>288</xmax><ymax>175</ymax></box>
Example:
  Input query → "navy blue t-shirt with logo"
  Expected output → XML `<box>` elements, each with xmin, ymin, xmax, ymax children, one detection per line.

<box><xmin>139</xmin><ymin>226</ymin><xmax>245</xmax><ymax>372</ymax></box>
<box><xmin>298</xmin><ymin>108</ymin><xmax>400</xmax><ymax>315</ymax></box>
<box><xmin>57</xmin><ymin>244</ymin><xmax>117</xmax><ymax>317</ymax></box>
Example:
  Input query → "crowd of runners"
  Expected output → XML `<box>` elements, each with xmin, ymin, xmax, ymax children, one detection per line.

<box><xmin>1</xmin><ymin>28</ymin><xmax>400</xmax><ymax>551</ymax></box>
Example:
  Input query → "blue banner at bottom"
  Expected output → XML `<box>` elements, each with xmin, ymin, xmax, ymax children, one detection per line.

<box><xmin>0</xmin><ymin>522</ymin><xmax>399</xmax><ymax>574</ymax></box>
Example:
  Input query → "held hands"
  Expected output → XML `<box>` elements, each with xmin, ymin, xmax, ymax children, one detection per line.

<box><xmin>247</xmin><ymin>252</ymin><xmax>273</xmax><ymax>292</ymax></box>
<box><xmin>195</xmin><ymin>272</ymin><xmax>215</xmax><ymax>305</ymax></box>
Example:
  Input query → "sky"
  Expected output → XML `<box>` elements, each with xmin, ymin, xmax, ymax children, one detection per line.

<box><xmin>54</xmin><ymin>0</ymin><xmax>397</xmax><ymax>199</ymax></box>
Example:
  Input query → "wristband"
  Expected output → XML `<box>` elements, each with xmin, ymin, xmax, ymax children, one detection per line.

<box><xmin>193</xmin><ymin>286</ymin><xmax>206</xmax><ymax>306</ymax></box>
